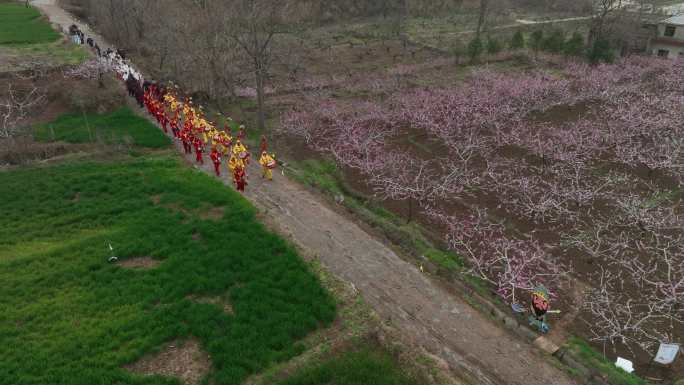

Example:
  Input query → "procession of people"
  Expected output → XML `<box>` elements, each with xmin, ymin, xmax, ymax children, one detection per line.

<box><xmin>66</xmin><ymin>24</ymin><xmax>277</xmax><ymax>193</ymax></box>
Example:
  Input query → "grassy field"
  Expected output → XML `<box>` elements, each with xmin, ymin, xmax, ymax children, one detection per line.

<box><xmin>273</xmin><ymin>347</ymin><xmax>418</xmax><ymax>385</ymax></box>
<box><xmin>0</xmin><ymin>3</ymin><xmax>60</xmax><ymax>45</ymax></box>
<box><xmin>0</xmin><ymin>151</ymin><xmax>337</xmax><ymax>385</ymax></box>
<box><xmin>0</xmin><ymin>2</ymin><xmax>89</xmax><ymax>71</ymax></box>
<box><xmin>12</xmin><ymin>39</ymin><xmax>90</xmax><ymax>63</ymax></box>
<box><xmin>34</xmin><ymin>107</ymin><xmax>172</xmax><ymax>148</ymax></box>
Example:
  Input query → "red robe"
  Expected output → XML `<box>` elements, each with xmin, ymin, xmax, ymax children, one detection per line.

<box><xmin>210</xmin><ymin>149</ymin><xmax>221</xmax><ymax>176</ymax></box>
<box><xmin>170</xmin><ymin>119</ymin><xmax>179</xmax><ymax>137</ymax></box>
<box><xmin>155</xmin><ymin>106</ymin><xmax>163</xmax><ymax>124</ymax></box>
<box><xmin>180</xmin><ymin>132</ymin><xmax>192</xmax><ymax>154</ymax></box>
<box><xmin>260</xmin><ymin>135</ymin><xmax>268</xmax><ymax>154</ymax></box>
<box><xmin>234</xmin><ymin>166</ymin><xmax>247</xmax><ymax>192</ymax></box>
<box><xmin>171</xmin><ymin>111</ymin><xmax>180</xmax><ymax>137</ymax></box>
<box><xmin>160</xmin><ymin>114</ymin><xmax>168</xmax><ymax>133</ymax></box>
<box><xmin>193</xmin><ymin>138</ymin><xmax>204</xmax><ymax>164</ymax></box>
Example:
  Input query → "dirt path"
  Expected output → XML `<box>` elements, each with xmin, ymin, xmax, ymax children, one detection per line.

<box><xmin>32</xmin><ymin>2</ymin><xmax>579</xmax><ymax>384</ymax></box>
<box><xmin>515</xmin><ymin>16</ymin><xmax>591</xmax><ymax>25</ymax></box>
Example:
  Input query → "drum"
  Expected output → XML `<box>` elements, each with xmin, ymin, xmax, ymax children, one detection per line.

<box><xmin>267</xmin><ymin>160</ymin><xmax>277</xmax><ymax>169</ymax></box>
<box><xmin>239</xmin><ymin>151</ymin><xmax>248</xmax><ymax>160</ymax></box>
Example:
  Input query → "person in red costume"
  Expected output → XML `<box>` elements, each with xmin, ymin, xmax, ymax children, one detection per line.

<box><xmin>233</xmin><ymin>165</ymin><xmax>247</xmax><ymax>192</ymax></box>
<box><xmin>160</xmin><ymin>112</ymin><xmax>168</xmax><ymax>133</ymax></box>
<box><xmin>192</xmin><ymin>136</ymin><xmax>205</xmax><ymax>164</ymax></box>
<box><xmin>183</xmin><ymin>117</ymin><xmax>193</xmax><ymax>138</ymax></box>
<box><xmin>180</xmin><ymin>131</ymin><xmax>192</xmax><ymax>154</ymax></box>
<box><xmin>210</xmin><ymin>147</ymin><xmax>222</xmax><ymax>176</ymax></box>
<box><xmin>260</xmin><ymin>135</ymin><xmax>268</xmax><ymax>154</ymax></box>
<box><xmin>237</xmin><ymin>125</ymin><xmax>246</xmax><ymax>141</ymax></box>
<box><xmin>170</xmin><ymin>112</ymin><xmax>179</xmax><ymax>138</ymax></box>
<box><xmin>155</xmin><ymin>102</ymin><xmax>164</xmax><ymax>125</ymax></box>
<box><xmin>143</xmin><ymin>89</ymin><xmax>151</xmax><ymax>112</ymax></box>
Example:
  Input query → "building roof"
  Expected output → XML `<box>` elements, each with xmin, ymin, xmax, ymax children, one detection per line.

<box><xmin>662</xmin><ymin>14</ymin><xmax>684</xmax><ymax>25</ymax></box>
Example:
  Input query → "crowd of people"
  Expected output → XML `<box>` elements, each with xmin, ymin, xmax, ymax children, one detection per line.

<box><xmin>143</xmin><ymin>85</ymin><xmax>277</xmax><ymax>191</ymax></box>
<box><xmin>66</xmin><ymin>24</ymin><xmax>277</xmax><ymax>192</ymax></box>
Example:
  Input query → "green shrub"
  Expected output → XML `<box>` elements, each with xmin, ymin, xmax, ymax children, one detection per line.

<box><xmin>510</xmin><ymin>30</ymin><xmax>525</xmax><ymax>50</ymax></box>
<box><xmin>530</xmin><ymin>30</ymin><xmax>544</xmax><ymax>54</ymax></box>
<box><xmin>486</xmin><ymin>36</ymin><xmax>502</xmax><ymax>56</ymax></box>
<box><xmin>542</xmin><ymin>29</ymin><xmax>565</xmax><ymax>53</ymax></box>
<box><xmin>587</xmin><ymin>39</ymin><xmax>615</xmax><ymax>64</ymax></box>
<box><xmin>468</xmin><ymin>37</ymin><xmax>484</xmax><ymax>62</ymax></box>
<box><xmin>563</xmin><ymin>32</ymin><xmax>585</xmax><ymax>57</ymax></box>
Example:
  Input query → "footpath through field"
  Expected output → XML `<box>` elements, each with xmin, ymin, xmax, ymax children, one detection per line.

<box><xmin>32</xmin><ymin>2</ymin><xmax>578</xmax><ymax>384</ymax></box>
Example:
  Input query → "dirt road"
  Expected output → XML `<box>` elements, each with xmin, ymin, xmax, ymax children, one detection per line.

<box><xmin>32</xmin><ymin>2</ymin><xmax>578</xmax><ymax>384</ymax></box>
<box><xmin>515</xmin><ymin>16</ymin><xmax>591</xmax><ymax>25</ymax></box>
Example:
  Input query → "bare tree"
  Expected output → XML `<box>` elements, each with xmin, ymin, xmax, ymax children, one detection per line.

<box><xmin>589</xmin><ymin>0</ymin><xmax>624</xmax><ymax>43</ymax></box>
<box><xmin>0</xmin><ymin>81</ymin><xmax>46</xmax><ymax>139</ymax></box>
<box><xmin>226</xmin><ymin>0</ymin><xmax>295</xmax><ymax>133</ymax></box>
<box><xmin>476</xmin><ymin>0</ymin><xmax>489</xmax><ymax>39</ymax></box>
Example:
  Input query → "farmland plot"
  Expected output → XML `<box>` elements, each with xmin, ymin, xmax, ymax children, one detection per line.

<box><xmin>279</xmin><ymin>56</ymin><xmax>684</xmax><ymax>379</ymax></box>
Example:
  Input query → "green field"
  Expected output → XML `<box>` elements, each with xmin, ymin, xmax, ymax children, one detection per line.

<box><xmin>0</xmin><ymin>153</ymin><xmax>337</xmax><ymax>385</ymax></box>
<box><xmin>0</xmin><ymin>3</ymin><xmax>60</xmax><ymax>45</ymax></box>
<box><xmin>12</xmin><ymin>39</ymin><xmax>90</xmax><ymax>64</ymax></box>
<box><xmin>34</xmin><ymin>107</ymin><xmax>173</xmax><ymax>148</ymax></box>
<box><xmin>0</xmin><ymin>2</ymin><xmax>89</xmax><ymax>70</ymax></box>
<box><xmin>273</xmin><ymin>348</ymin><xmax>418</xmax><ymax>385</ymax></box>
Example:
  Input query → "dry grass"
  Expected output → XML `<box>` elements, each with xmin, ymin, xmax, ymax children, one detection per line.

<box><xmin>199</xmin><ymin>206</ymin><xmax>225</xmax><ymax>221</ymax></box>
<box><xmin>186</xmin><ymin>294</ymin><xmax>234</xmax><ymax>315</ymax></box>
<box><xmin>116</xmin><ymin>256</ymin><xmax>161</xmax><ymax>270</ymax></box>
<box><xmin>124</xmin><ymin>339</ymin><xmax>212</xmax><ymax>385</ymax></box>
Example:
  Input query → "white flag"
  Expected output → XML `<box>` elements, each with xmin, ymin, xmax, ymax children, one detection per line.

<box><xmin>654</xmin><ymin>343</ymin><xmax>680</xmax><ymax>365</ymax></box>
<box><xmin>615</xmin><ymin>357</ymin><xmax>634</xmax><ymax>373</ymax></box>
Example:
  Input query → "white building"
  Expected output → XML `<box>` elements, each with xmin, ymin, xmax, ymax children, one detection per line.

<box><xmin>650</xmin><ymin>15</ymin><xmax>684</xmax><ymax>59</ymax></box>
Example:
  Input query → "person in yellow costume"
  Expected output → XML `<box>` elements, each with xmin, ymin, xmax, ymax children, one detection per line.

<box><xmin>203</xmin><ymin>122</ymin><xmax>215</xmax><ymax>145</ymax></box>
<box><xmin>259</xmin><ymin>151</ymin><xmax>276</xmax><ymax>181</ymax></box>
<box><xmin>163</xmin><ymin>93</ymin><xmax>175</xmax><ymax>105</ymax></box>
<box><xmin>232</xmin><ymin>139</ymin><xmax>249</xmax><ymax>164</ymax></box>
<box><xmin>223</xmin><ymin>131</ymin><xmax>233</xmax><ymax>144</ymax></box>
<box><xmin>217</xmin><ymin>131</ymin><xmax>232</xmax><ymax>155</ymax></box>
<box><xmin>216</xmin><ymin>141</ymin><xmax>226</xmax><ymax>156</ymax></box>
<box><xmin>200</xmin><ymin>122</ymin><xmax>210</xmax><ymax>143</ymax></box>
<box><xmin>211</xmin><ymin>129</ymin><xmax>221</xmax><ymax>146</ymax></box>
<box><xmin>227</xmin><ymin>154</ymin><xmax>245</xmax><ymax>172</ymax></box>
<box><xmin>186</xmin><ymin>103</ymin><xmax>197</xmax><ymax>125</ymax></box>
<box><xmin>169</xmin><ymin>98</ymin><xmax>179</xmax><ymax>113</ymax></box>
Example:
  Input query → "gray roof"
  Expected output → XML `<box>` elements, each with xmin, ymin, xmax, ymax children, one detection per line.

<box><xmin>662</xmin><ymin>14</ymin><xmax>684</xmax><ymax>25</ymax></box>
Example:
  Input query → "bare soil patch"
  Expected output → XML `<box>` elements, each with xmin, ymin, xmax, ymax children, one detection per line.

<box><xmin>150</xmin><ymin>194</ymin><xmax>161</xmax><ymax>205</ymax></box>
<box><xmin>186</xmin><ymin>294</ymin><xmax>234</xmax><ymax>315</ymax></box>
<box><xmin>117</xmin><ymin>256</ymin><xmax>160</xmax><ymax>270</ymax></box>
<box><xmin>124</xmin><ymin>338</ymin><xmax>211</xmax><ymax>385</ymax></box>
<box><xmin>199</xmin><ymin>206</ymin><xmax>224</xmax><ymax>221</ymax></box>
<box><xmin>0</xmin><ymin>138</ymin><xmax>66</xmax><ymax>165</ymax></box>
